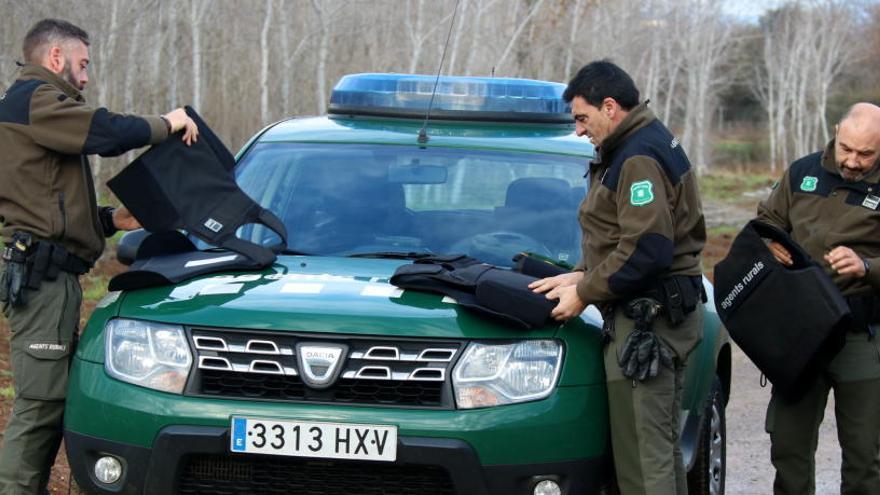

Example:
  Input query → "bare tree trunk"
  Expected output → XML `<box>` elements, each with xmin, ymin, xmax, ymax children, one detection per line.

<box><xmin>167</xmin><ymin>1</ymin><xmax>179</xmax><ymax>108</ymax></box>
<box><xmin>280</xmin><ymin>0</ymin><xmax>291</xmax><ymax>116</ymax></box>
<box><xmin>311</xmin><ymin>0</ymin><xmax>330</xmax><ymax>114</ymax></box>
<box><xmin>678</xmin><ymin>0</ymin><xmax>733</xmax><ymax>172</ymax></box>
<box><xmin>190</xmin><ymin>0</ymin><xmax>208</xmax><ymax>110</ymax></box>
<box><xmin>463</xmin><ymin>0</ymin><xmax>486</xmax><ymax>75</ymax></box>
<box><xmin>446</xmin><ymin>0</ymin><xmax>468</xmax><ymax>75</ymax></box>
<box><xmin>495</xmin><ymin>0</ymin><xmax>546</xmax><ymax>74</ymax></box>
<box><xmin>260</xmin><ymin>0</ymin><xmax>274</xmax><ymax>124</ymax></box>
<box><xmin>124</xmin><ymin>16</ymin><xmax>142</xmax><ymax>112</ymax></box>
<box><xmin>150</xmin><ymin>0</ymin><xmax>164</xmax><ymax>113</ymax></box>
<box><xmin>407</xmin><ymin>0</ymin><xmax>425</xmax><ymax>73</ymax></box>
<box><xmin>564</xmin><ymin>0</ymin><xmax>586</xmax><ymax>78</ymax></box>
<box><xmin>92</xmin><ymin>0</ymin><xmax>120</xmax><ymax>184</ymax></box>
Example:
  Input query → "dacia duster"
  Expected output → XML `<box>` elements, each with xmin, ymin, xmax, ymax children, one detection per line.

<box><xmin>64</xmin><ymin>74</ymin><xmax>731</xmax><ymax>495</ymax></box>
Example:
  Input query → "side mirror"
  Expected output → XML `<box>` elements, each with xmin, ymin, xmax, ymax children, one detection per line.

<box><xmin>116</xmin><ymin>229</ymin><xmax>151</xmax><ymax>266</ymax></box>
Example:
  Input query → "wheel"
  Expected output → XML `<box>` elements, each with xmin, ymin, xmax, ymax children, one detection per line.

<box><xmin>688</xmin><ymin>375</ymin><xmax>726</xmax><ymax>495</ymax></box>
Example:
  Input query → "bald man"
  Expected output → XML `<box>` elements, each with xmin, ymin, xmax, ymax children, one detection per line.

<box><xmin>757</xmin><ymin>102</ymin><xmax>880</xmax><ymax>495</ymax></box>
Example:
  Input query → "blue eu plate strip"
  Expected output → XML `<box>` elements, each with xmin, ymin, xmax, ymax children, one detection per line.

<box><xmin>231</xmin><ymin>417</ymin><xmax>247</xmax><ymax>452</ymax></box>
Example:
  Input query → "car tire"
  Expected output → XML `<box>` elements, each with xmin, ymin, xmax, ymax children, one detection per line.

<box><xmin>688</xmin><ymin>375</ymin><xmax>726</xmax><ymax>495</ymax></box>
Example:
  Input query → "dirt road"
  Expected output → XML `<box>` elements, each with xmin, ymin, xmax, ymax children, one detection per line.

<box><xmin>725</xmin><ymin>344</ymin><xmax>843</xmax><ymax>494</ymax></box>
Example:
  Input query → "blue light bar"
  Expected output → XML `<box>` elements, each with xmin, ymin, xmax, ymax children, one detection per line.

<box><xmin>329</xmin><ymin>73</ymin><xmax>573</xmax><ymax>124</ymax></box>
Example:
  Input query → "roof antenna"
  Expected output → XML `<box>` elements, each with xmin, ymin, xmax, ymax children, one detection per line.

<box><xmin>418</xmin><ymin>0</ymin><xmax>461</xmax><ymax>145</ymax></box>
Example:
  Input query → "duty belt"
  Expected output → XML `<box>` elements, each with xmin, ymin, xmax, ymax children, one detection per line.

<box><xmin>623</xmin><ymin>275</ymin><xmax>705</xmax><ymax>327</ymax></box>
<box><xmin>2</xmin><ymin>233</ymin><xmax>92</xmax><ymax>282</ymax></box>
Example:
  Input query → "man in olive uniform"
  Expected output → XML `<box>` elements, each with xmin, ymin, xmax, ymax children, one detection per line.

<box><xmin>757</xmin><ymin>102</ymin><xmax>880</xmax><ymax>495</ymax></box>
<box><xmin>0</xmin><ymin>19</ymin><xmax>198</xmax><ymax>494</ymax></box>
<box><xmin>531</xmin><ymin>60</ymin><xmax>706</xmax><ymax>494</ymax></box>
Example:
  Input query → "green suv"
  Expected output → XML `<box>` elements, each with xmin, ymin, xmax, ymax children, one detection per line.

<box><xmin>64</xmin><ymin>74</ymin><xmax>731</xmax><ymax>495</ymax></box>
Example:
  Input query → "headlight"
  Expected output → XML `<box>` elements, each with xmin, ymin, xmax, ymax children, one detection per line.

<box><xmin>452</xmin><ymin>340</ymin><xmax>563</xmax><ymax>409</ymax></box>
<box><xmin>104</xmin><ymin>318</ymin><xmax>192</xmax><ymax>394</ymax></box>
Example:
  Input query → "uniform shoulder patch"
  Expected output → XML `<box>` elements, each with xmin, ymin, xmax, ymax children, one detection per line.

<box><xmin>630</xmin><ymin>180</ymin><xmax>654</xmax><ymax>206</ymax></box>
<box><xmin>800</xmin><ymin>176</ymin><xmax>818</xmax><ymax>192</ymax></box>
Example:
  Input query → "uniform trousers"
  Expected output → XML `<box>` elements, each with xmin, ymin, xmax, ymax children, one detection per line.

<box><xmin>766</xmin><ymin>330</ymin><xmax>880</xmax><ymax>495</ymax></box>
<box><xmin>0</xmin><ymin>262</ymin><xmax>81</xmax><ymax>495</ymax></box>
<box><xmin>605</xmin><ymin>305</ymin><xmax>704</xmax><ymax>495</ymax></box>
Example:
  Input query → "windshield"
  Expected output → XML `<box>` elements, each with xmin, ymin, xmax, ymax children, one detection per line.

<box><xmin>233</xmin><ymin>143</ymin><xmax>587</xmax><ymax>268</ymax></box>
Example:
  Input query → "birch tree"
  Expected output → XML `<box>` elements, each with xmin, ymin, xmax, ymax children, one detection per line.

<box><xmin>189</xmin><ymin>0</ymin><xmax>210</xmax><ymax>111</ymax></box>
<box><xmin>751</xmin><ymin>1</ymin><xmax>858</xmax><ymax>172</ymax></box>
<box><xmin>260</xmin><ymin>0</ymin><xmax>274</xmax><ymax>124</ymax></box>
<box><xmin>311</xmin><ymin>0</ymin><xmax>330</xmax><ymax>114</ymax></box>
<box><xmin>679</xmin><ymin>0</ymin><xmax>735</xmax><ymax>173</ymax></box>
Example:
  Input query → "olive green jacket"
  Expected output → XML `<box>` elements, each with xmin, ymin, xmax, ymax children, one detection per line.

<box><xmin>0</xmin><ymin>64</ymin><xmax>168</xmax><ymax>262</ymax></box>
<box><xmin>757</xmin><ymin>140</ymin><xmax>880</xmax><ymax>296</ymax></box>
<box><xmin>576</xmin><ymin>103</ymin><xmax>706</xmax><ymax>305</ymax></box>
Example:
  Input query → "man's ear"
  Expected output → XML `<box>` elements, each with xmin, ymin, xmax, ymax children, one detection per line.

<box><xmin>602</xmin><ymin>97</ymin><xmax>619</xmax><ymax>118</ymax></box>
<box><xmin>46</xmin><ymin>45</ymin><xmax>64</xmax><ymax>73</ymax></box>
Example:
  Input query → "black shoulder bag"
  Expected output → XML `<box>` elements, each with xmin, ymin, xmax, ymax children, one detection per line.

<box><xmin>714</xmin><ymin>220</ymin><xmax>850</xmax><ymax>401</ymax></box>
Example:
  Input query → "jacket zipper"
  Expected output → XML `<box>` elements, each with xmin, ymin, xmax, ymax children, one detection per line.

<box><xmin>58</xmin><ymin>192</ymin><xmax>67</xmax><ymax>239</ymax></box>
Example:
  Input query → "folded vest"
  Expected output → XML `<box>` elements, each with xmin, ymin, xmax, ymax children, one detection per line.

<box><xmin>108</xmin><ymin>230</ymin><xmax>272</xmax><ymax>291</ymax></box>
<box><xmin>713</xmin><ymin>220</ymin><xmax>850</xmax><ymax>401</ymax></box>
<box><xmin>107</xmin><ymin>106</ymin><xmax>287</xmax><ymax>266</ymax></box>
<box><xmin>391</xmin><ymin>254</ymin><xmax>558</xmax><ymax>329</ymax></box>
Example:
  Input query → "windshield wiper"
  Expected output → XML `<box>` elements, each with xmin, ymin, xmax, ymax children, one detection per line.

<box><xmin>280</xmin><ymin>249</ymin><xmax>314</xmax><ymax>256</ymax></box>
<box><xmin>347</xmin><ymin>251</ymin><xmax>436</xmax><ymax>260</ymax></box>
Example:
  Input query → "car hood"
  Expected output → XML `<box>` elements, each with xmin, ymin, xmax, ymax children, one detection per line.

<box><xmin>116</xmin><ymin>256</ymin><xmax>566</xmax><ymax>339</ymax></box>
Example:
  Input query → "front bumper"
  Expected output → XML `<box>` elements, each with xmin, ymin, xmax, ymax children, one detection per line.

<box><xmin>65</xmin><ymin>426</ymin><xmax>610</xmax><ymax>495</ymax></box>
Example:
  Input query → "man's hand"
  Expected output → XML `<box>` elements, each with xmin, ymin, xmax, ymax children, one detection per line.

<box><xmin>529</xmin><ymin>271</ymin><xmax>584</xmax><ymax>294</ymax></box>
<box><xmin>825</xmin><ymin>246</ymin><xmax>867</xmax><ymax>278</ymax></box>
<box><xmin>768</xmin><ymin>241</ymin><xmax>793</xmax><ymax>266</ymax></box>
<box><xmin>112</xmin><ymin>207</ymin><xmax>142</xmax><ymax>231</ymax></box>
<box><xmin>546</xmin><ymin>284</ymin><xmax>587</xmax><ymax>322</ymax></box>
<box><xmin>163</xmin><ymin>108</ymin><xmax>199</xmax><ymax>146</ymax></box>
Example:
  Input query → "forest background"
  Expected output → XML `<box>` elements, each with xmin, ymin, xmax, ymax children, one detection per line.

<box><xmin>2</xmin><ymin>0</ymin><xmax>878</xmax><ymax>184</ymax></box>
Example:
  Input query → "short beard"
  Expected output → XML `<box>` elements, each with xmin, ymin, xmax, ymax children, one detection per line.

<box><xmin>839</xmin><ymin>164</ymin><xmax>873</xmax><ymax>183</ymax></box>
<box><xmin>61</xmin><ymin>59</ymin><xmax>83</xmax><ymax>91</ymax></box>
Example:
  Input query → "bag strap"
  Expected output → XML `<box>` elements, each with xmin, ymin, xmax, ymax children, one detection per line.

<box><xmin>747</xmin><ymin>220</ymin><xmax>813</xmax><ymax>268</ymax></box>
<box><xmin>217</xmin><ymin>236</ymin><xmax>275</xmax><ymax>265</ymax></box>
<box><xmin>256</xmin><ymin>207</ymin><xmax>289</xmax><ymax>253</ymax></box>
<box><xmin>214</xmin><ymin>206</ymin><xmax>289</xmax><ymax>265</ymax></box>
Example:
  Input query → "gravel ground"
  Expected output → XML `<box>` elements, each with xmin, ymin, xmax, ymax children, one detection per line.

<box><xmin>725</xmin><ymin>344</ymin><xmax>842</xmax><ymax>494</ymax></box>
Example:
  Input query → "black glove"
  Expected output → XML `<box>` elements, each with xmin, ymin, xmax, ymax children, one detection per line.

<box><xmin>618</xmin><ymin>298</ymin><xmax>673</xmax><ymax>382</ymax></box>
<box><xmin>619</xmin><ymin>329</ymin><xmax>673</xmax><ymax>382</ymax></box>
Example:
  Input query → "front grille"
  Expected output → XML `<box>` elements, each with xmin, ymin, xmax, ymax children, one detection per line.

<box><xmin>187</xmin><ymin>328</ymin><xmax>461</xmax><ymax>408</ymax></box>
<box><xmin>177</xmin><ymin>454</ymin><xmax>455</xmax><ymax>495</ymax></box>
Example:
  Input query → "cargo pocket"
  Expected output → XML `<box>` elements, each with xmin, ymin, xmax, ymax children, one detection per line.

<box><xmin>13</xmin><ymin>339</ymin><xmax>72</xmax><ymax>401</ymax></box>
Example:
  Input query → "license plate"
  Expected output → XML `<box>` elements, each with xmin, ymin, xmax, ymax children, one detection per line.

<box><xmin>230</xmin><ymin>417</ymin><xmax>398</xmax><ymax>462</ymax></box>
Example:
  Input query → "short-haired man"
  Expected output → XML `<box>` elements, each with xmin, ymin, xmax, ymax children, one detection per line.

<box><xmin>0</xmin><ymin>18</ymin><xmax>198</xmax><ymax>494</ymax></box>
<box><xmin>757</xmin><ymin>102</ymin><xmax>880</xmax><ymax>495</ymax></box>
<box><xmin>531</xmin><ymin>60</ymin><xmax>706</xmax><ymax>494</ymax></box>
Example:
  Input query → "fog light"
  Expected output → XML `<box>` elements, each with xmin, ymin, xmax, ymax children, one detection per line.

<box><xmin>534</xmin><ymin>479</ymin><xmax>561</xmax><ymax>495</ymax></box>
<box><xmin>94</xmin><ymin>456</ymin><xmax>122</xmax><ymax>484</ymax></box>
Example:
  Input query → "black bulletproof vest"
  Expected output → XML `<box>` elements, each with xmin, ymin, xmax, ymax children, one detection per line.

<box><xmin>713</xmin><ymin>220</ymin><xmax>850</xmax><ymax>401</ymax></box>
<box><xmin>390</xmin><ymin>255</ymin><xmax>559</xmax><ymax>329</ymax></box>
<box><xmin>107</xmin><ymin>106</ymin><xmax>287</xmax><ymax>265</ymax></box>
<box><xmin>108</xmin><ymin>230</ymin><xmax>270</xmax><ymax>291</ymax></box>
